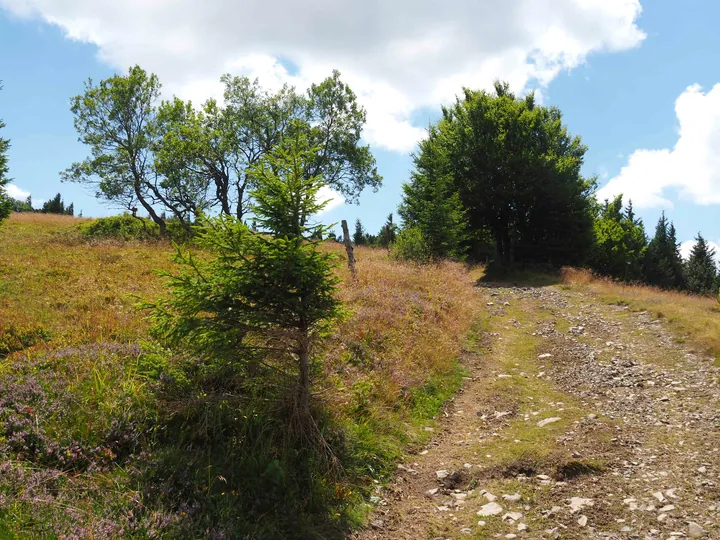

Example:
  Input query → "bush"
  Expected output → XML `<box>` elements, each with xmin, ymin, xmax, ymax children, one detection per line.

<box><xmin>79</xmin><ymin>214</ymin><xmax>161</xmax><ymax>240</ymax></box>
<box><xmin>78</xmin><ymin>214</ymin><xmax>192</xmax><ymax>241</ymax></box>
<box><xmin>390</xmin><ymin>227</ymin><xmax>430</xmax><ymax>262</ymax></box>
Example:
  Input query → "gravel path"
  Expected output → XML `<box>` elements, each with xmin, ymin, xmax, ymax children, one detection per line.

<box><xmin>352</xmin><ymin>285</ymin><xmax>720</xmax><ymax>540</ymax></box>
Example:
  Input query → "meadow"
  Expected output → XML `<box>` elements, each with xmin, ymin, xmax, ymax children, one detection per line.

<box><xmin>0</xmin><ymin>213</ymin><xmax>481</xmax><ymax>538</ymax></box>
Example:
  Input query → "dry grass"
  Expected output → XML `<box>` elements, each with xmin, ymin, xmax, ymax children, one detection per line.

<box><xmin>561</xmin><ymin>267</ymin><xmax>720</xmax><ymax>360</ymax></box>
<box><xmin>323</xmin><ymin>245</ymin><xmax>483</xmax><ymax>423</ymax></box>
<box><xmin>0</xmin><ymin>213</ymin><xmax>485</xmax><ymax>536</ymax></box>
<box><xmin>0</xmin><ymin>213</ymin><xmax>176</xmax><ymax>348</ymax></box>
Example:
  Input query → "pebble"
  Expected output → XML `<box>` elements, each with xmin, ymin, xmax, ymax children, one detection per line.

<box><xmin>436</xmin><ymin>470</ymin><xmax>449</xmax><ymax>479</ymax></box>
<box><xmin>577</xmin><ymin>515</ymin><xmax>588</xmax><ymax>527</ymax></box>
<box><xmin>502</xmin><ymin>493</ymin><xmax>521</xmax><ymax>502</ymax></box>
<box><xmin>502</xmin><ymin>511</ymin><xmax>523</xmax><ymax>522</ymax></box>
<box><xmin>688</xmin><ymin>522</ymin><xmax>707</xmax><ymax>537</ymax></box>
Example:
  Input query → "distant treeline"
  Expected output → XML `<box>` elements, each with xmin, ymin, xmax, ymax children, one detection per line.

<box><xmin>11</xmin><ymin>193</ymin><xmax>76</xmax><ymax>216</ymax></box>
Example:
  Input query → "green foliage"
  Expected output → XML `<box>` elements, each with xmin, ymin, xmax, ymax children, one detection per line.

<box><xmin>11</xmin><ymin>195</ymin><xmax>33</xmax><ymax>213</ymax></box>
<box><xmin>685</xmin><ymin>233</ymin><xmax>718</xmax><ymax>296</ymax></box>
<box><xmin>643</xmin><ymin>213</ymin><xmax>685</xmax><ymax>289</ymax></box>
<box><xmin>589</xmin><ymin>196</ymin><xmax>647</xmax><ymax>281</ymax></box>
<box><xmin>353</xmin><ymin>218</ymin><xmax>366</xmax><ymax>245</ymax></box>
<box><xmin>377</xmin><ymin>213</ymin><xmax>398</xmax><ymax>248</ymax></box>
<box><xmin>0</xmin><ymin>83</ymin><xmax>11</xmax><ymax>223</ymax></box>
<box><xmin>79</xmin><ymin>214</ymin><xmax>162</xmax><ymax>240</ymax></box>
<box><xmin>63</xmin><ymin>66</ymin><xmax>172</xmax><ymax>234</ymax></box>
<box><xmin>148</xmin><ymin>131</ymin><xmax>342</xmax><ymax>417</ymax></box>
<box><xmin>408</xmin><ymin>81</ymin><xmax>595</xmax><ymax>265</ymax></box>
<box><xmin>40</xmin><ymin>192</ymin><xmax>74</xmax><ymax>215</ymax></box>
<box><xmin>400</xmin><ymin>158</ymin><xmax>468</xmax><ymax>260</ymax></box>
<box><xmin>390</xmin><ymin>227</ymin><xmax>431</xmax><ymax>262</ymax></box>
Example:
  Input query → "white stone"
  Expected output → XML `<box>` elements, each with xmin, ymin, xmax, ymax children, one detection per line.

<box><xmin>517</xmin><ymin>523</ymin><xmax>528</xmax><ymax>531</ymax></box>
<box><xmin>577</xmin><ymin>515</ymin><xmax>588</xmax><ymax>527</ymax></box>
<box><xmin>503</xmin><ymin>493</ymin><xmax>521</xmax><ymax>502</ymax></box>
<box><xmin>659</xmin><ymin>504</ymin><xmax>675</xmax><ymax>512</ymax></box>
<box><xmin>477</xmin><ymin>502</ymin><xmax>503</xmax><ymax>516</ymax></box>
<box><xmin>652</xmin><ymin>491</ymin><xmax>666</xmax><ymax>502</ymax></box>
<box><xmin>568</xmin><ymin>497</ymin><xmax>594</xmax><ymax>514</ymax></box>
<box><xmin>426</xmin><ymin>488</ymin><xmax>439</xmax><ymax>496</ymax></box>
<box><xmin>477</xmin><ymin>520</ymin><xmax>486</xmax><ymax>527</ymax></box>
<box><xmin>436</xmin><ymin>470</ymin><xmax>449</xmax><ymax>479</ymax></box>
<box><xmin>689</xmin><ymin>522</ymin><xmax>706</xmax><ymax>537</ymax></box>
<box><xmin>538</xmin><ymin>353</ymin><xmax>553</xmax><ymax>359</ymax></box>
<box><xmin>503</xmin><ymin>512</ymin><xmax>523</xmax><ymax>522</ymax></box>
<box><xmin>537</xmin><ymin>417</ymin><xmax>562</xmax><ymax>428</ymax></box>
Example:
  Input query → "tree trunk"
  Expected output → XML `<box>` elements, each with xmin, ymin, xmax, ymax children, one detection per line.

<box><xmin>297</xmin><ymin>341</ymin><xmax>311</xmax><ymax>422</ymax></box>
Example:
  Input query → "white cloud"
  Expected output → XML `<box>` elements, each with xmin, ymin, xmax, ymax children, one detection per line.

<box><xmin>1</xmin><ymin>0</ymin><xmax>645</xmax><ymax>152</ymax></box>
<box><xmin>316</xmin><ymin>186</ymin><xmax>344</xmax><ymax>215</ymax></box>
<box><xmin>680</xmin><ymin>239</ymin><xmax>720</xmax><ymax>264</ymax></box>
<box><xmin>598</xmin><ymin>83</ymin><xmax>720</xmax><ymax>208</ymax></box>
<box><xmin>5</xmin><ymin>184</ymin><xmax>30</xmax><ymax>199</ymax></box>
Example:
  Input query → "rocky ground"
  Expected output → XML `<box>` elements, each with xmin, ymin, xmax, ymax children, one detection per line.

<box><xmin>352</xmin><ymin>285</ymin><xmax>720</xmax><ymax>540</ymax></box>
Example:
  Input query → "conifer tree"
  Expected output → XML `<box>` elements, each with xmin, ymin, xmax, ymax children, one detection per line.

<box><xmin>148</xmin><ymin>130</ymin><xmax>342</xmax><ymax>424</ymax></box>
<box><xmin>0</xmin><ymin>83</ymin><xmax>11</xmax><ymax>223</ymax></box>
<box><xmin>353</xmin><ymin>218</ymin><xmax>366</xmax><ymax>245</ymax></box>
<box><xmin>643</xmin><ymin>213</ymin><xmax>685</xmax><ymax>289</ymax></box>
<box><xmin>685</xmin><ymin>233</ymin><xmax>717</xmax><ymax>296</ymax></box>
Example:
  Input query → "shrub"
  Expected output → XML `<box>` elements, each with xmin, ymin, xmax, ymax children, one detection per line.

<box><xmin>391</xmin><ymin>227</ymin><xmax>430</xmax><ymax>262</ymax></box>
<box><xmin>79</xmin><ymin>214</ymin><xmax>161</xmax><ymax>240</ymax></box>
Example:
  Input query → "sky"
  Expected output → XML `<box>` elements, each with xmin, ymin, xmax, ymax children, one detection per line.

<box><xmin>0</xmin><ymin>0</ymin><xmax>719</xmax><ymax>258</ymax></box>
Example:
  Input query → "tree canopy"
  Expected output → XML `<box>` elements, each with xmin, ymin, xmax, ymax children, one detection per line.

<box><xmin>589</xmin><ymin>196</ymin><xmax>646</xmax><ymax>281</ymax></box>
<box><xmin>64</xmin><ymin>66</ymin><xmax>381</xmax><ymax>234</ymax></box>
<box><xmin>402</xmin><ymin>81</ymin><xmax>595</xmax><ymax>266</ymax></box>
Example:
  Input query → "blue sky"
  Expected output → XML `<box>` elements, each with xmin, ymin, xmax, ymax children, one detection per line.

<box><xmin>1</xmin><ymin>0</ymin><xmax>719</xmax><ymax>256</ymax></box>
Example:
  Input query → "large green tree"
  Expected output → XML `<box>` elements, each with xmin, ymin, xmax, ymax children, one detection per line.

<box><xmin>62</xmin><ymin>67</ymin><xmax>172</xmax><ymax>234</ymax></box>
<box><xmin>643</xmin><ymin>213</ymin><xmax>685</xmax><ymax>289</ymax></box>
<box><xmin>0</xmin><ymin>83</ymin><xmax>12</xmax><ymax>222</ymax></box>
<box><xmin>405</xmin><ymin>82</ymin><xmax>595</xmax><ymax>265</ymax></box>
<box><xmin>589</xmin><ymin>196</ymin><xmax>647</xmax><ymax>281</ymax></box>
<box><xmin>684</xmin><ymin>233</ymin><xmax>717</xmax><ymax>296</ymax></box>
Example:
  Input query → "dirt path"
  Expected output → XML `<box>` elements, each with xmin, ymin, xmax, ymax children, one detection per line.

<box><xmin>352</xmin><ymin>285</ymin><xmax>720</xmax><ymax>539</ymax></box>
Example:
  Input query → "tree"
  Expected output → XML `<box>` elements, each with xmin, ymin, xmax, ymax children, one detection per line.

<box><xmin>41</xmin><ymin>193</ymin><xmax>64</xmax><ymax>214</ymax></box>
<box><xmin>353</xmin><ymin>218</ymin><xmax>366</xmax><ymax>245</ymax></box>
<box><xmin>155</xmin><ymin>70</ymin><xmax>381</xmax><ymax>220</ymax></box>
<box><xmin>0</xmin><ymin>83</ymin><xmax>11</xmax><ymax>223</ymax></box>
<box><xmin>589</xmin><ymin>195</ymin><xmax>646</xmax><ymax>281</ymax></box>
<box><xmin>67</xmin><ymin>67</ymin><xmax>381</xmax><ymax>230</ymax></box>
<box><xmin>378</xmin><ymin>213</ymin><xmax>398</xmax><ymax>248</ymax></box>
<box><xmin>643</xmin><ymin>213</ymin><xmax>685</xmax><ymax>289</ymax></box>
<box><xmin>407</xmin><ymin>82</ymin><xmax>595</xmax><ymax>265</ymax></box>
<box><xmin>63</xmin><ymin>66</ymin><xmax>172</xmax><ymax>235</ymax></box>
<box><xmin>148</xmin><ymin>131</ymin><xmax>341</xmax><ymax>424</ymax></box>
<box><xmin>400</xmin><ymin>158</ymin><xmax>468</xmax><ymax>260</ymax></box>
<box><xmin>685</xmin><ymin>233</ymin><xmax>717</xmax><ymax>296</ymax></box>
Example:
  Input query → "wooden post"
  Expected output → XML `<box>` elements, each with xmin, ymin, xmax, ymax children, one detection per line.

<box><xmin>341</xmin><ymin>219</ymin><xmax>357</xmax><ymax>279</ymax></box>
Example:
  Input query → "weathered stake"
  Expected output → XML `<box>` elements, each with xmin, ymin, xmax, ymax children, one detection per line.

<box><xmin>341</xmin><ymin>219</ymin><xmax>357</xmax><ymax>279</ymax></box>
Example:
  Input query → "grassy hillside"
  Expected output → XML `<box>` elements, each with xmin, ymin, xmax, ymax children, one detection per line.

<box><xmin>0</xmin><ymin>213</ymin><xmax>482</xmax><ymax>538</ymax></box>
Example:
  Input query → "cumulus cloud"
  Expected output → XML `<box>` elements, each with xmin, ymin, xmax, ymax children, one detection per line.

<box><xmin>680</xmin><ymin>239</ymin><xmax>720</xmax><ymax>264</ymax></box>
<box><xmin>1</xmin><ymin>0</ymin><xmax>645</xmax><ymax>152</ymax></box>
<box><xmin>598</xmin><ymin>83</ymin><xmax>720</xmax><ymax>208</ymax></box>
<box><xmin>5</xmin><ymin>184</ymin><xmax>30</xmax><ymax>199</ymax></box>
<box><xmin>316</xmin><ymin>186</ymin><xmax>345</xmax><ymax>215</ymax></box>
